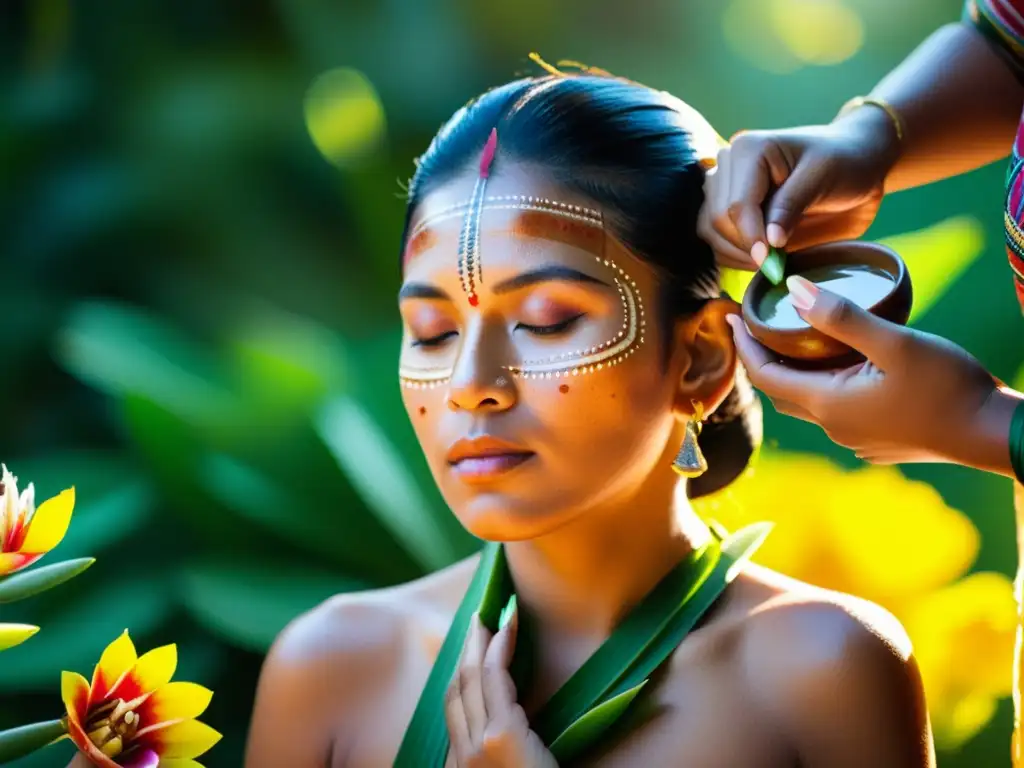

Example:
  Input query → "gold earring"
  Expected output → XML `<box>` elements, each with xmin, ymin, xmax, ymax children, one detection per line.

<box><xmin>672</xmin><ymin>400</ymin><xmax>707</xmax><ymax>478</ymax></box>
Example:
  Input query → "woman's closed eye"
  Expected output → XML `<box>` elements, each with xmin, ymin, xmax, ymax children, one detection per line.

<box><xmin>411</xmin><ymin>330</ymin><xmax>458</xmax><ymax>348</ymax></box>
<box><xmin>516</xmin><ymin>313</ymin><xmax>585</xmax><ymax>337</ymax></box>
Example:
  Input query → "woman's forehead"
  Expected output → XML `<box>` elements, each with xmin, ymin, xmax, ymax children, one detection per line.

<box><xmin>409</xmin><ymin>166</ymin><xmax>600</xmax><ymax>232</ymax></box>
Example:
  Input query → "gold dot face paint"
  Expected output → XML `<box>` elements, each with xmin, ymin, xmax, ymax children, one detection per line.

<box><xmin>399</xmin><ymin>196</ymin><xmax>647</xmax><ymax>390</ymax></box>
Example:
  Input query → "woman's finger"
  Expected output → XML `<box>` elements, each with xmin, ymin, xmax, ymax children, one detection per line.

<box><xmin>444</xmin><ymin>673</ymin><xmax>473</xmax><ymax>765</ymax></box>
<box><xmin>458</xmin><ymin>615</ymin><xmax>491</xmax><ymax>744</ymax></box>
<box><xmin>726</xmin><ymin>315</ymin><xmax>831</xmax><ymax>409</ymax></box>
<box><xmin>482</xmin><ymin>601</ymin><xmax>519</xmax><ymax>717</ymax></box>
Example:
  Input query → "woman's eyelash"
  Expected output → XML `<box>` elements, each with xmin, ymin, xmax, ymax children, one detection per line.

<box><xmin>517</xmin><ymin>313</ymin><xmax>585</xmax><ymax>336</ymax></box>
<box><xmin>412</xmin><ymin>314</ymin><xmax>585</xmax><ymax>347</ymax></box>
<box><xmin>411</xmin><ymin>331</ymin><xmax>457</xmax><ymax>348</ymax></box>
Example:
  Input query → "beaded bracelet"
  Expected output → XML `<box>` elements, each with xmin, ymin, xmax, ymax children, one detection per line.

<box><xmin>1011</xmin><ymin>399</ymin><xmax>1024</xmax><ymax>484</ymax></box>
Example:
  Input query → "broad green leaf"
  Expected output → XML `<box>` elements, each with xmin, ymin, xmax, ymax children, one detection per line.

<box><xmin>179</xmin><ymin>556</ymin><xmax>366</xmax><ymax>653</ymax></box>
<box><xmin>316</xmin><ymin>397</ymin><xmax>457</xmax><ymax>570</ymax></box>
<box><xmin>549</xmin><ymin>681</ymin><xmax>648</xmax><ymax>764</ymax></box>
<box><xmin>0</xmin><ymin>719</ymin><xmax>67</xmax><ymax>764</ymax></box>
<box><xmin>394</xmin><ymin>544</ymin><xmax>501</xmax><ymax>768</ymax></box>
<box><xmin>0</xmin><ymin>558</ymin><xmax>95</xmax><ymax>604</ymax></box>
<box><xmin>876</xmin><ymin>216</ymin><xmax>985</xmax><ymax>323</ymax></box>
<box><xmin>55</xmin><ymin>300</ymin><xmax>244</xmax><ymax>430</ymax></box>
<box><xmin>0</xmin><ymin>574</ymin><xmax>169</xmax><ymax>690</ymax></box>
<box><xmin>197</xmin><ymin>452</ymin><xmax>418</xmax><ymax>581</ymax></box>
<box><xmin>229</xmin><ymin>308</ymin><xmax>350</xmax><ymax>410</ymax></box>
<box><xmin>0</xmin><ymin>625</ymin><xmax>39</xmax><ymax>652</ymax></box>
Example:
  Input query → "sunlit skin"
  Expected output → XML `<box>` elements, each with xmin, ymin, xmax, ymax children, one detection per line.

<box><xmin>244</xmin><ymin>165</ymin><xmax>934</xmax><ymax>768</ymax></box>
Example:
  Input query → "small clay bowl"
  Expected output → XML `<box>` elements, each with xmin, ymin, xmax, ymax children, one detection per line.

<box><xmin>740</xmin><ymin>241</ymin><xmax>913</xmax><ymax>368</ymax></box>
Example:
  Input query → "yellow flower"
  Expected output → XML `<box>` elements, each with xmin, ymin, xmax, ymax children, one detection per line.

<box><xmin>696</xmin><ymin>450</ymin><xmax>1016</xmax><ymax>747</ymax></box>
<box><xmin>901</xmin><ymin>572</ymin><xmax>1017</xmax><ymax>749</ymax></box>
<box><xmin>0</xmin><ymin>464</ymin><xmax>75</xmax><ymax>576</ymax></box>
<box><xmin>62</xmin><ymin>630</ymin><xmax>221</xmax><ymax>768</ymax></box>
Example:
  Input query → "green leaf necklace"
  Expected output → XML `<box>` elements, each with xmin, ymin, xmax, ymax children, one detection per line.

<box><xmin>394</xmin><ymin>522</ymin><xmax>771</xmax><ymax>766</ymax></box>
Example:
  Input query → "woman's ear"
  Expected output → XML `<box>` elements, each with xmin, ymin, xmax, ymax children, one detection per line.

<box><xmin>671</xmin><ymin>298</ymin><xmax>739</xmax><ymax>420</ymax></box>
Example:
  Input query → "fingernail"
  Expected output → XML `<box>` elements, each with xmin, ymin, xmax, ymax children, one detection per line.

<box><xmin>499</xmin><ymin>594</ymin><xmax>517</xmax><ymax>630</ymax></box>
<box><xmin>786</xmin><ymin>275</ymin><xmax>818</xmax><ymax>312</ymax></box>
<box><xmin>750</xmin><ymin>241</ymin><xmax>767</xmax><ymax>266</ymax></box>
<box><xmin>766</xmin><ymin>224</ymin><xmax>787</xmax><ymax>248</ymax></box>
<box><xmin>725</xmin><ymin>315</ymin><xmax>740</xmax><ymax>332</ymax></box>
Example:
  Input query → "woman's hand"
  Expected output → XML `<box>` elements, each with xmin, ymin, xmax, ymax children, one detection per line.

<box><xmin>698</xmin><ymin>108</ymin><xmax>901</xmax><ymax>270</ymax></box>
<box><xmin>445</xmin><ymin>605</ymin><xmax>557</xmax><ymax>768</ymax></box>
<box><xmin>726</xmin><ymin>276</ymin><xmax>1021</xmax><ymax>474</ymax></box>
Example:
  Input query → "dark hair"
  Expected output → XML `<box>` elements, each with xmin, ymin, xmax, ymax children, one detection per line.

<box><xmin>400</xmin><ymin>73</ymin><xmax>762</xmax><ymax>497</ymax></box>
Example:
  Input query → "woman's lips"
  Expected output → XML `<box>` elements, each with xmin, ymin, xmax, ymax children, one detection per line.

<box><xmin>446</xmin><ymin>436</ymin><xmax>535</xmax><ymax>483</ymax></box>
<box><xmin>449</xmin><ymin>452</ymin><xmax>535</xmax><ymax>482</ymax></box>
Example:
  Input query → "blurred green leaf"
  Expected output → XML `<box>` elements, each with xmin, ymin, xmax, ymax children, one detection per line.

<box><xmin>179</xmin><ymin>556</ymin><xmax>365</xmax><ymax>654</ymax></box>
<box><xmin>55</xmin><ymin>301</ymin><xmax>243</xmax><ymax>430</ymax></box>
<box><xmin>0</xmin><ymin>719</ymin><xmax>67</xmax><ymax>764</ymax></box>
<box><xmin>317</xmin><ymin>396</ymin><xmax>458</xmax><ymax>570</ymax></box>
<box><xmin>876</xmin><ymin>216</ymin><xmax>985</xmax><ymax>323</ymax></box>
<box><xmin>0</xmin><ymin>574</ymin><xmax>170</xmax><ymax>690</ymax></box>
<box><xmin>0</xmin><ymin>559</ymin><xmax>95</xmax><ymax>604</ymax></box>
<box><xmin>197</xmin><ymin>452</ymin><xmax>410</xmax><ymax>575</ymax></box>
<box><xmin>55</xmin><ymin>481</ymin><xmax>154</xmax><ymax>557</ymax></box>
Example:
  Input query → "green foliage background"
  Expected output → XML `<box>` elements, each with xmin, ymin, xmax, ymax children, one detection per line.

<box><xmin>1</xmin><ymin>0</ymin><xmax>1022</xmax><ymax>765</ymax></box>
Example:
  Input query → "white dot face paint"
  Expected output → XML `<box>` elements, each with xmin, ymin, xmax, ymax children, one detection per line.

<box><xmin>398</xmin><ymin>197</ymin><xmax>646</xmax><ymax>390</ymax></box>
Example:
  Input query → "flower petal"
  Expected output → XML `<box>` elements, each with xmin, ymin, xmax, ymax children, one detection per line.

<box><xmin>121</xmin><ymin>748</ymin><xmax>160</xmax><ymax>768</ymax></box>
<box><xmin>19</xmin><ymin>487</ymin><xmax>75</xmax><ymax>554</ymax></box>
<box><xmin>139</xmin><ymin>720</ymin><xmax>221</xmax><ymax>760</ymax></box>
<box><xmin>61</xmin><ymin>670</ymin><xmax>91</xmax><ymax>723</ymax></box>
<box><xmin>137</xmin><ymin>682</ymin><xmax>213</xmax><ymax>725</ymax></box>
<box><xmin>0</xmin><ymin>552</ymin><xmax>42</xmax><ymax>576</ymax></box>
<box><xmin>116</xmin><ymin>644</ymin><xmax>177</xmax><ymax>701</ymax></box>
<box><xmin>157</xmin><ymin>760</ymin><xmax>204</xmax><ymax>768</ymax></box>
<box><xmin>0</xmin><ymin>623</ymin><xmax>39</xmax><ymax>651</ymax></box>
<box><xmin>65</xmin><ymin>710</ymin><xmax>122</xmax><ymax>768</ymax></box>
<box><xmin>90</xmin><ymin>629</ymin><xmax>137</xmax><ymax>705</ymax></box>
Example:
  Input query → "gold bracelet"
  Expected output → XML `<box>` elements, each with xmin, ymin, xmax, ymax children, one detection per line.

<box><xmin>836</xmin><ymin>96</ymin><xmax>905</xmax><ymax>142</ymax></box>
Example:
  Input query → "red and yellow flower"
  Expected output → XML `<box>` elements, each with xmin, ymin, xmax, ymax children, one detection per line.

<box><xmin>0</xmin><ymin>464</ymin><xmax>75</xmax><ymax>576</ymax></box>
<box><xmin>61</xmin><ymin>630</ymin><xmax>221</xmax><ymax>767</ymax></box>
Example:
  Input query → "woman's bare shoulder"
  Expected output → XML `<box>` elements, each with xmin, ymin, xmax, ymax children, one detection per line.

<box><xmin>728</xmin><ymin>567</ymin><xmax>931</xmax><ymax>764</ymax></box>
<box><xmin>244</xmin><ymin>553</ymin><xmax>480</xmax><ymax>767</ymax></box>
<box><xmin>275</xmin><ymin>552</ymin><xmax>479</xmax><ymax>670</ymax></box>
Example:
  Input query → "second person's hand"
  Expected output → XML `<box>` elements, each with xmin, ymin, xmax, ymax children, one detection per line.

<box><xmin>698</xmin><ymin>106</ymin><xmax>902</xmax><ymax>270</ymax></box>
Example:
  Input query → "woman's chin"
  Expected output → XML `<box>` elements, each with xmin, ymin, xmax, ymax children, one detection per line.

<box><xmin>451</xmin><ymin>493</ymin><xmax>573</xmax><ymax>542</ymax></box>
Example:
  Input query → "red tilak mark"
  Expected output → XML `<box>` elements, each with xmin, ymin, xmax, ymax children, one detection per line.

<box><xmin>559</xmin><ymin>384</ymin><xmax>570</xmax><ymax>394</ymax></box>
<box><xmin>479</xmin><ymin>128</ymin><xmax>498</xmax><ymax>178</ymax></box>
<box><xmin>468</xmin><ymin>293</ymin><xmax>480</xmax><ymax>307</ymax></box>
<box><xmin>419</xmin><ymin>406</ymin><xmax>427</xmax><ymax>416</ymax></box>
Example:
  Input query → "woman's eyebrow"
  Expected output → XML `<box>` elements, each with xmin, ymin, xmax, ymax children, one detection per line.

<box><xmin>398</xmin><ymin>282</ymin><xmax>450</xmax><ymax>302</ymax></box>
<box><xmin>491</xmin><ymin>265</ymin><xmax>611</xmax><ymax>295</ymax></box>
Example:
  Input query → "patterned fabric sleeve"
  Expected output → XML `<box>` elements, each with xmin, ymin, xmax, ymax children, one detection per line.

<box><xmin>971</xmin><ymin>0</ymin><xmax>1024</xmax><ymax>309</ymax></box>
<box><xmin>965</xmin><ymin>0</ymin><xmax>1024</xmax><ymax>80</ymax></box>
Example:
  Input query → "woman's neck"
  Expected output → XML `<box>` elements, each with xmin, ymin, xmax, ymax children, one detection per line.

<box><xmin>502</xmin><ymin>459</ymin><xmax>711</xmax><ymax>641</ymax></box>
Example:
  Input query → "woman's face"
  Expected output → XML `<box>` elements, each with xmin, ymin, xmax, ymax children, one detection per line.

<box><xmin>398</xmin><ymin>165</ymin><xmax>731</xmax><ymax>541</ymax></box>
